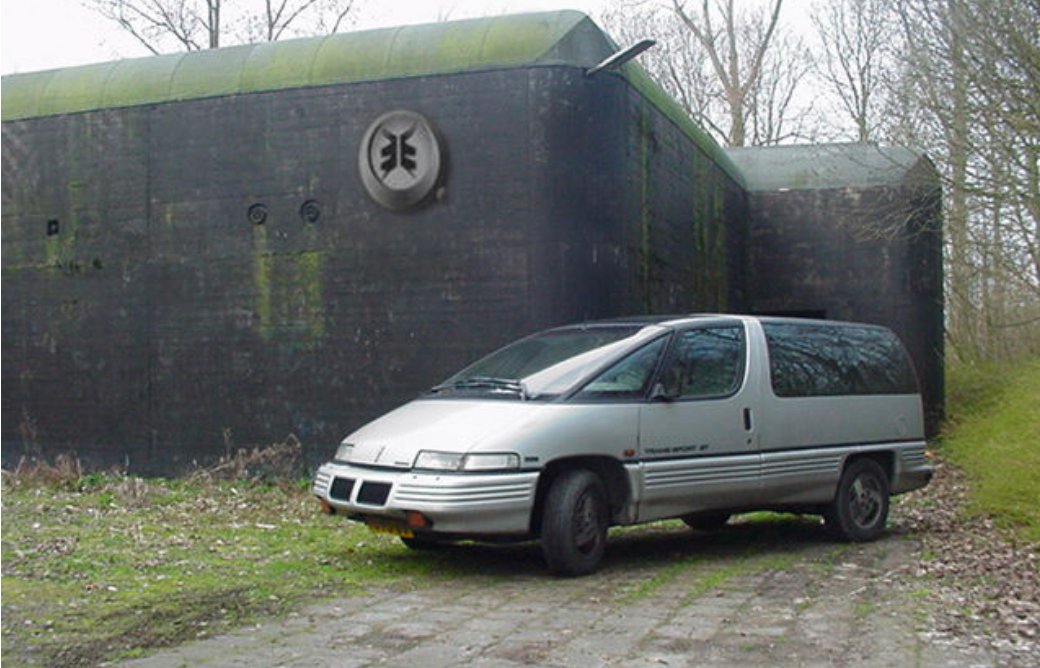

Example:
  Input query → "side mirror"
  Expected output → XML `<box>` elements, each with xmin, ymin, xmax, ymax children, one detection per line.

<box><xmin>649</xmin><ymin>382</ymin><xmax>674</xmax><ymax>402</ymax></box>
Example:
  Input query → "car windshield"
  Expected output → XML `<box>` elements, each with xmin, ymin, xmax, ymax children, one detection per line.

<box><xmin>430</xmin><ymin>325</ymin><xmax>663</xmax><ymax>399</ymax></box>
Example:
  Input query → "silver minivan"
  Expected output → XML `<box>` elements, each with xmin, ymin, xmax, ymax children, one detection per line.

<box><xmin>314</xmin><ymin>315</ymin><xmax>933</xmax><ymax>575</ymax></box>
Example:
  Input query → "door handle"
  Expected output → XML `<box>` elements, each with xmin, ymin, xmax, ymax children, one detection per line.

<box><xmin>743</xmin><ymin>408</ymin><xmax>753</xmax><ymax>432</ymax></box>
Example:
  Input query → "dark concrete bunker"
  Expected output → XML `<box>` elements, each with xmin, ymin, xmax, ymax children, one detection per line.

<box><xmin>1</xmin><ymin>11</ymin><xmax>943</xmax><ymax>470</ymax></box>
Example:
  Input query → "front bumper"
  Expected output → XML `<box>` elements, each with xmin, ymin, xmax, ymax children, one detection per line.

<box><xmin>313</xmin><ymin>462</ymin><xmax>540</xmax><ymax>535</ymax></box>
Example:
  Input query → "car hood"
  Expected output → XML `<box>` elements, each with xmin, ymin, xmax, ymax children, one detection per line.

<box><xmin>344</xmin><ymin>399</ymin><xmax>542</xmax><ymax>468</ymax></box>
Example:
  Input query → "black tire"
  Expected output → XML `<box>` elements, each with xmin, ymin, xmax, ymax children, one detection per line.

<box><xmin>540</xmin><ymin>469</ymin><xmax>610</xmax><ymax>576</ymax></box>
<box><xmin>681</xmin><ymin>512</ymin><xmax>731</xmax><ymax>532</ymax></box>
<box><xmin>824</xmin><ymin>458</ymin><xmax>890</xmax><ymax>542</ymax></box>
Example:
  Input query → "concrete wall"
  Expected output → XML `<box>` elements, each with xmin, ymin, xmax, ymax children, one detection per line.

<box><xmin>1</xmin><ymin>66</ymin><xmax>746</xmax><ymax>471</ymax></box>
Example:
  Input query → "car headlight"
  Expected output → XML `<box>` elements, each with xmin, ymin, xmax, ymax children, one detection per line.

<box><xmin>413</xmin><ymin>451</ymin><xmax>521</xmax><ymax>472</ymax></box>
<box><xmin>461</xmin><ymin>453</ymin><xmax>521</xmax><ymax>471</ymax></box>
<box><xmin>335</xmin><ymin>442</ymin><xmax>354</xmax><ymax>463</ymax></box>
<box><xmin>413</xmin><ymin>451</ymin><xmax>464</xmax><ymax>471</ymax></box>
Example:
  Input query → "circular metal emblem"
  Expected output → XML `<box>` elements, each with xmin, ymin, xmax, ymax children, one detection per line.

<box><xmin>359</xmin><ymin>110</ymin><xmax>442</xmax><ymax>211</ymax></box>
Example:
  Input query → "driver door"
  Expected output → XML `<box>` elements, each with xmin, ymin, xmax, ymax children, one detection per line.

<box><xmin>636</xmin><ymin>324</ymin><xmax>760</xmax><ymax>522</ymax></box>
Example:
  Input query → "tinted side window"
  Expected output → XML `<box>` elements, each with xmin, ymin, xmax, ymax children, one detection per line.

<box><xmin>575</xmin><ymin>337</ymin><xmax>668</xmax><ymax>401</ymax></box>
<box><xmin>843</xmin><ymin>326</ymin><xmax>918</xmax><ymax>394</ymax></box>
<box><xmin>764</xmin><ymin>323</ymin><xmax>917</xmax><ymax>397</ymax></box>
<box><xmin>659</xmin><ymin>326</ymin><xmax>745</xmax><ymax>399</ymax></box>
<box><xmin>763</xmin><ymin>324</ymin><xmax>848</xmax><ymax>396</ymax></box>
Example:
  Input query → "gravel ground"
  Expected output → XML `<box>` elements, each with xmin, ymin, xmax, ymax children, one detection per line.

<box><xmin>113</xmin><ymin>485</ymin><xmax>1038</xmax><ymax>668</ymax></box>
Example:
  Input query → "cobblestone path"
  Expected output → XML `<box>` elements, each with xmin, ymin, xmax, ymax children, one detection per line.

<box><xmin>117</xmin><ymin>524</ymin><xmax>1001</xmax><ymax>668</ymax></box>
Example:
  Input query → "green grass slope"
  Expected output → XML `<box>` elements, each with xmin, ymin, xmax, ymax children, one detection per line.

<box><xmin>942</xmin><ymin>358</ymin><xmax>1040</xmax><ymax>543</ymax></box>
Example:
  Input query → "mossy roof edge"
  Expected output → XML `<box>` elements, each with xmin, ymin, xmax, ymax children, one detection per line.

<box><xmin>1</xmin><ymin>9</ymin><xmax>744</xmax><ymax>187</ymax></box>
<box><xmin>725</xmin><ymin>144</ymin><xmax>939</xmax><ymax>191</ymax></box>
<box><xmin>0</xmin><ymin>10</ymin><xmax>589</xmax><ymax>122</ymax></box>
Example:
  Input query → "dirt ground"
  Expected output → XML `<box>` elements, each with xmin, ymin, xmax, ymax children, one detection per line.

<box><xmin>113</xmin><ymin>515</ymin><xmax>1035</xmax><ymax>668</ymax></box>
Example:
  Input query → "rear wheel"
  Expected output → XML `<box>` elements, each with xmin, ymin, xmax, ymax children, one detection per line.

<box><xmin>825</xmin><ymin>458</ymin><xmax>890</xmax><ymax>542</ymax></box>
<box><xmin>540</xmin><ymin>470</ymin><xmax>609</xmax><ymax>576</ymax></box>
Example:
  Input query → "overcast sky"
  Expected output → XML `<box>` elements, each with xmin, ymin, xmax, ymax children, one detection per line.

<box><xmin>0</xmin><ymin>0</ymin><xmax>617</xmax><ymax>75</ymax></box>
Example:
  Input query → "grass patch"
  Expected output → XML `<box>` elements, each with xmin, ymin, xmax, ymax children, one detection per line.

<box><xmin>854</xmin><ymin>602</ymin><xmax>879</xmax><ymax>618</ymax></box>
<box><xmin>941</xmin><ymin>358</ymin><xmax>1040</xmax><ymax>543</ymax></box>
<box><xmin>682</xmin><ymin>550</ymin><xmax>799</xmax><ymax>603</ymax></box>
<box><xmin>622</xmin><ymin>551</ymin><xmax>703</xmax><ymax>603</ymax></box>
<box><xmin>0</xmin><ymin>470</ymin><xmax>505</xmax><ymax>668</ymax></box>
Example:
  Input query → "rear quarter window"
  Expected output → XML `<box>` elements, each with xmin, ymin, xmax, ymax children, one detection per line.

<box><xmin>763</xmin><ymin>323</ymin><xmax>918</xmax><ymax>397</ymax></box>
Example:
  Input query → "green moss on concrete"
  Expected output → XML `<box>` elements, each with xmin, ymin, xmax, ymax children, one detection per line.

<box><xmin>295</xmin><ymin>251</ymin><xmax>327</xmax><ymax>338</ymax></box>
<box><xmin>713</xmin><ymin>182</ymin><xmax>727</xmax><ymax>309</ymax></box>
<box><xmin>162</xmin><ymin>204</ymin><xmax>175</xmax><ymax>227</ymax></box>
<box><xmin>251</xmin><ymin>224</ymin><xmax>327</xmax><ymax>340</ymax></box>
<box><xmin>620</xmin><ymin>62</ymin><xmax>746</xmax><ymax>189</ymax></box>
<box><xmin>639</xmin><ymin>102</ymin><xmax>652</xmax><ymax>313</ymax></box>
<box><xmin>1</xmin><ymin>11</ymin><xmax>745</xmax><ymax>190</ymax></box>
<box><xmin>44</xmin><ymin>197</ymin><xmax>82</xmax><ymax>270</ymax></box>
<box><xmin>252</xmin><ymin>226</ymin><xmax>272</xmax><ymax>337</ymax></box>
<box><xmin>2</xmin><ymin>11</ymin><xmax>591</xmax><ymax>123</ymax></box>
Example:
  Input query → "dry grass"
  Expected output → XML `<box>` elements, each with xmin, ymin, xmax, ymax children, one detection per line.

<box><xmin>0</xmin><ymin>441</ymin><xmax>489</xmax><ymax>668</ymax></box>
<box><xmin>187</xmin><ymin>434</ymin><xmax>306</xmax><ymax>486</ymax></box>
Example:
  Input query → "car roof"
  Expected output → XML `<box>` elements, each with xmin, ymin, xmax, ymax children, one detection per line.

<box><xmin>753</xmin><ymin>315</ymin><xmax>890</xmax><ymax>330</ymax></box>
<box><xmin>560</xmin><ymin>314</ymin><xmax>747</xmax><ymax>329</ymax></box>
<box><xmin>559</xmin><ymin>313</ymin><xmax>889</xmax><ymax>331</ymax></box>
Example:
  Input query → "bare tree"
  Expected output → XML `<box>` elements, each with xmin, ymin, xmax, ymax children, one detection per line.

<box><xmin>671</xmin><ymin>0</ymin><xmax>785</xmax><ymax>146</ymax></box>
<box><xmin>86</xmin><ymin>0</ymin><xmax>216</xmax><ymax>53</ymax></box>
<box><xmin>963</xmin><ymin>0</ymin><xmax>1040</xmax><ymax>356</ymax></box>
<box><xmin>601</xmin><ymin>1</ymin><xmax>718</xmax><ymax>130</ymax></box>
<box><xmin>744</xmin><ymin>29</ymin><xmax>815</xmax><ymax>146</ymax></box>
<box><xmin>603</xmin><ymin>0</ymin><xmax>813</xmax><ymax>146</ymax></box>
<box><xmin>894</xmin><ymin>0</ymin><xmax>1040</xmax><ymax>360</ymax></box>
<box><xmin>241</xmin><ymin>0</ymin><xmax>355</xmax><ymax>43</ymax></box>
<box><xmin>811</xmin><ymin>0</ymin><xmax>897</xmax><ymax>142</ymax></box>
<box><xmin>85</xmin><ymin>0</ymin><xmax>356</xmax><ymax>54</ymax></box>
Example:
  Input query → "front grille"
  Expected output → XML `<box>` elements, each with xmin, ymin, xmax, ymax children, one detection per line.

<box><xmin>329</xmin><ymin>477</ymin><xmax>355</xmax><ymax>502</ymax></box>
<box><xmin>357</xmin><ymin>481</ymin><xmax>392</xmax><ymax>506</ymax></box>
<box><xmin>394</xmin><ymin>479</ymin><xmax>533</xmax><ymax>504</ymax></box>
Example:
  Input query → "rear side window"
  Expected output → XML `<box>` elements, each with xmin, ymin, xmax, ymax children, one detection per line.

<box><xmin>763</xmin><ymin>323</ymin><xmax>918</xmax><ymax>397</ymax></box>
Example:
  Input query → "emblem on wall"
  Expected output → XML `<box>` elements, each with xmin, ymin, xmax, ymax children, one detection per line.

<box><xmin>359</xmin><ymin>110</ymin><xmax>443</xmax><ymax>211</ymax></box>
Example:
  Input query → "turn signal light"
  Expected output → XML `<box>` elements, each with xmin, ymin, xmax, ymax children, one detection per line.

<box><xmin>406</xmin><ymin>511</ymin><xmax>432</xmax><ymax>529</ymax></box>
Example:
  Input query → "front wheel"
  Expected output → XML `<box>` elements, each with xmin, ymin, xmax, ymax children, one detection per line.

<box><xmin>825</xmin><ymin>458</ymin><xmax>890</xmax><ymax>542</ymax></box>
<box><xmin>540</xmin><ymin>469</ymin><xmax>609</xmax><ymax>576</ymax></box>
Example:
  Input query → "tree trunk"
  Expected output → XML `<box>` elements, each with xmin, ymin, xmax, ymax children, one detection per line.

<box><xmin>946</xmin><ymin>0</ymin><xmax>974</xmax><ymax>359</ymax></box>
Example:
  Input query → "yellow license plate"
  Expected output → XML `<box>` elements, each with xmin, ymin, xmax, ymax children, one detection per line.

<box><xmin>366</xmin><ymin>519</ymin><xmax>414</xmax><ymax>538</ymax></box>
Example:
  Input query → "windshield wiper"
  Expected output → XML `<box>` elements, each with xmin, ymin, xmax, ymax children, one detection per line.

<box><xmin>430</xmin><ymin>376</ymin><xmax>530</xmax><ymax>399</ymax></box>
